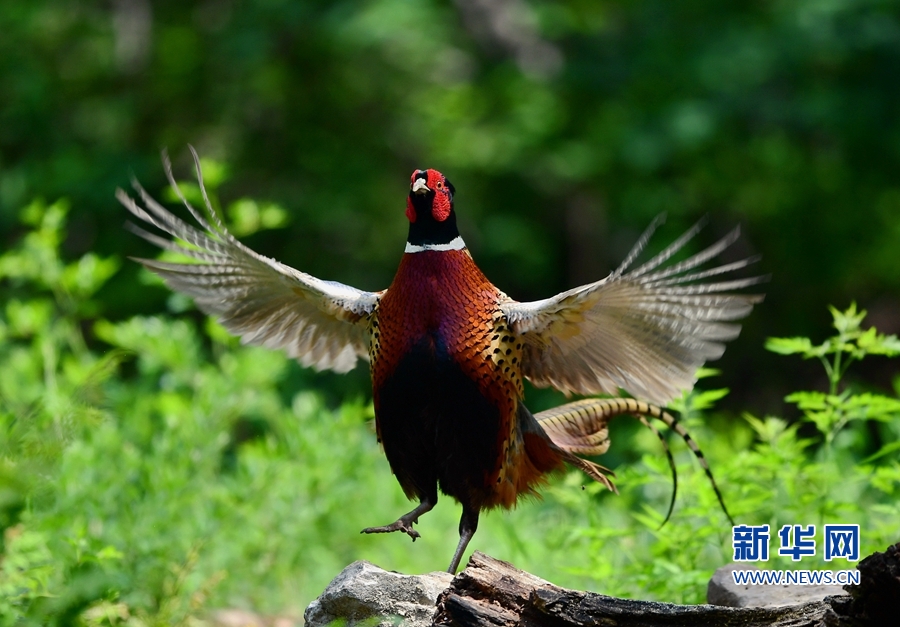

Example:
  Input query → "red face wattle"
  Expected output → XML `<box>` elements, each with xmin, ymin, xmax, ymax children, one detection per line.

<box><xmin>407</xmin><ymin>169</ymin><xmax>453</xmax><ymax>223</ymax></box>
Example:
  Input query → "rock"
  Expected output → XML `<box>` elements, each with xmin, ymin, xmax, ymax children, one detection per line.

<box><xmin>304</xmin><ymin>561</ymin><xmax>454</xmax><ymax>627</ymax></box>
<box><xmin>707</xmin><ymin>564</ymin><xmax>847</xmax><ymax>608</ymax></box>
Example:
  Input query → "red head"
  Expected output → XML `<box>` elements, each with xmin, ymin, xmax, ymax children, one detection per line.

<box><xmin>405</xmin><ymin>169</ymin><xmax>459</xmax><ymax>247</ymax></box>
<box><xmin>406</xmin><ymin>169</ymin><xmax>455</xmax><ymax>223</ymax></box>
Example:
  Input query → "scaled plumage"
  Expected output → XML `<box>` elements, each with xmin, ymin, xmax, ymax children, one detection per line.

<box><xmin>119</xmin><ymin>150</ymin><xmax>763</xmax><ymax>573</ymax></box>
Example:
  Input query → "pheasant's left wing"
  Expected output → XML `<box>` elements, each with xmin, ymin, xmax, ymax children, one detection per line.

<box><xmin>117</xmin><ymin>148</ymin><xmax>380</xmax><ymax>374</ymax></box>
<box><xmin>501</xmin><ymin>217</ymin><xmax>764</xmax><ymax>404</ymax></box>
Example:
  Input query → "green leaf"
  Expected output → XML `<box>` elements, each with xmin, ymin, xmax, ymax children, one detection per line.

<box><xmin>5</xmin><ymin>299</ymin><xmax>53</xmax><ymax>338</ymax></box>
<box><xmin>689</xmin><ymin>388</ymin><xmax>730</xmax><ymax>411</ymax></box>
<box><xmin>856</xmin><ymin>327</ymin><xmax>900</xmax><ymax>356</ymax></box>
<box><xmin>842</xmin><ymin>393</ymin><xmax>900</xmax><ymax>422</ymax></box>
<box><xmin>784</xmin><ymin>390</ymin><xmax>827</xmax><ymax>410</ymax></box>
<box><xmin>205</xmin><ymin>318</ymin><xmax>238</xmax><ymax>347</ymax></box>
<box><xmin>868</xmin><ymin>464</ymin><xmax>900</xmax><ymax>495</ymax></box>
<box><xmin>60</xmin><ymin>253</ymin><xmax>120</xmax><ymax>299</ymax></box>
<box><xmin>198</xmin><ymin>157</ymin><xmax>229</xmax><ymax>189</ymax></box>
<box><xmin>19</xmin><ymin>198</ymin><xmax>47</xmax><ymax>227</ymax></box>
<box><xmin>743</xmin><ymin>413</ymin><xmax>791</xmax><ymax>444</ymax></box>
<box><xmin>227</xmin><ymin>199</ymin><xmax>288</xmax><ymax>237</ymax></box>
<box><xmin>829</xmin><ymin>302</ymin><xmax>866</xmax><ymax>335</ymax></box>
<box><xmin>862</xmin><ymin>442</ymin><xmax>900</xmax><ymax>465</ymax></box>
<box><xmin>765</xmin><ymin>337</ymin><xmax>813</xmax><ymax>355</ymax></box>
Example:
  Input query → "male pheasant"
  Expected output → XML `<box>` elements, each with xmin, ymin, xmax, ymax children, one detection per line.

<box><xmin>118</xmin><ymin>149</ymin><xmax>763</xmax><ymax>573</ymax></box>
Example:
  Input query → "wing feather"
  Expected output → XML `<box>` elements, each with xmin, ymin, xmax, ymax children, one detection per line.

<box><xmin>117</xmin><ymin>147</ymin><xmax>380</xmax><ymax>373</ymax></box>
<box><xmin>502</xmin><ymin>217</ymin><xmax>764</xmax><ymax>403</ymax></box>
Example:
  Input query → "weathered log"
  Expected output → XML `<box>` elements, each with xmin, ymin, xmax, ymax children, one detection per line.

<box><xmin>434</xmin><ymin>552</ymin><xmax>843</xmax><ymax>627</ymax></box>
<box><xmin>841</xmin><ymin>541</ymin><xmax>900</xmax><ymax>625</ymax></box>
<box><xmin>305</xmin><ymin>543</ymin><xmax>900</xmax><ymax>627</ymax></box>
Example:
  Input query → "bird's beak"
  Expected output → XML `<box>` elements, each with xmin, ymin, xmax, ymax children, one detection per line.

<box><xmin>411</xmin><ymin>179</ymin><xmax>431</xmax><ymax>195</ymax></box>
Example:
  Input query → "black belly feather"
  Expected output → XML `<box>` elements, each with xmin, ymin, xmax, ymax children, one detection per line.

<box><xmin>376</xmin><ymin>336</ymin><xmax>501</xmax><ymax>508</ymax></box>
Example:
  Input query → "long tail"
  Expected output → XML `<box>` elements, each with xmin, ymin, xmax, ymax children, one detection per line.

<box><xmin>534</xmin><ymin>398</ymin><xmax>733</xmax><ymax>525</ymax></box>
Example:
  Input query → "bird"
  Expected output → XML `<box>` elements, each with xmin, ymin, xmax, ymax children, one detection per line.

<box><xmin>117</xmin><ymin>148</ymin><xmax>763</xmax><ymax>574</ymax></box>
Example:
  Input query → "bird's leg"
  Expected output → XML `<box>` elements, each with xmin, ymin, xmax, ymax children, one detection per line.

<box><xmin>447</xmin><ymin>506</ymin><xmax>479</xmax><ymax>574</ymax></box>
<box><xmin>361</xmin><ymin>497</ymin><xmax>435</xmax><ymax>541</ymax></box>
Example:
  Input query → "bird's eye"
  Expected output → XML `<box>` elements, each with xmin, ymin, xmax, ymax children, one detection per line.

<box><xmin>436</xmin><ymin>181</ymin><xmax>443</xmax><ymax>190</ymax></box>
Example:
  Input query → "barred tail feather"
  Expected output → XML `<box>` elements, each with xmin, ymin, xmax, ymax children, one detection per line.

<box><xmin>633</xmin><ymin>413</ymin><xmax>678</xmax><ymax>526</ymax></box>
<box><xmin>534</xmin><ymin>397</ymin><xmax>733</xmax><ymax>525</ymax></box>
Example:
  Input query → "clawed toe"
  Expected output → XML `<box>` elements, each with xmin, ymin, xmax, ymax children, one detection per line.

<box><xmin>361</xmin><ymin>500</ymin><xmax>434</xmax><ymax>543</ymax></box>
<box><xmin>361</xmin><ymin>519</ymin><xmax>421</xmax><ymax>541</ymax></box>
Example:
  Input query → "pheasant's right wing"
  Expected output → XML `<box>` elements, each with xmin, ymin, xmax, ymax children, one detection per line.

<box><xmin>117</xmin><ymin>148</ymin><xmax>380</xmax><ymax>373</ymax></box>
<box><xmin>502</xmin><ymin>216</ymin><xmax>765</xmax><ymax>404</ymax></box>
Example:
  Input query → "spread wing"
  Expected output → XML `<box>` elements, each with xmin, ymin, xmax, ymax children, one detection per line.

<box><xmin>502</xmin><ymin>216</ymin><xmax>765</xmax><ymax>404</ymax></box>
<box><xmin>117</xmin><ymin>147</ymin><xmax>380</xmax><ymax>373</ymax></box>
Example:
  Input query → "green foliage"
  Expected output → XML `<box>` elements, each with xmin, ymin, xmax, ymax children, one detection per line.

<box><xmin>767</xmin><ymin>303</ymin><xmax>900</xmax><ymax>390</ymax></box>
<box><xmin>2</xmin><ymin>213</ymin><xmax>898</xmax><ymax>620</ymax></box>
<box><xmin>767</xmin><ymin>304</ymin><xmax>900</xmax><ymax>443</ymax></box>
<box><xmin>3</xmin><ymin>0</ymin><xmax>900</xmax><ymax>409</ymax></box>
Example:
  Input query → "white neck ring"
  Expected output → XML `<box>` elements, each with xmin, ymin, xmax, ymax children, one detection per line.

<box><xmin>405</xmin><ymin>236</ymin><xmax>466</xmax><ymax>253</ymax></box>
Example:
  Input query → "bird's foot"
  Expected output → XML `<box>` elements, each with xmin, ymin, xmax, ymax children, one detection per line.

<box><xmin>361</xmin><ymin>499</ymin><xmax>434</xmax><ymax>542</ymax></box>
<box><xmin>361</xmin><ymin>517</ymin><xmax>421</xmax><ymax>541</ymax></box>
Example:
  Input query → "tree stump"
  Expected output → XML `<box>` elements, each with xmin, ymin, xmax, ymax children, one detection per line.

<box><xmin>434</xmin><ymin>552</ymin><xmax>846</xmax><ymax>627</ymax></box>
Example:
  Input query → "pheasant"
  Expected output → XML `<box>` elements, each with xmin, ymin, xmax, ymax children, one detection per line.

<box><xmin>117</xmin><ymin>148</ymin><xmax>763</xmax><ymax>573</ymax></box>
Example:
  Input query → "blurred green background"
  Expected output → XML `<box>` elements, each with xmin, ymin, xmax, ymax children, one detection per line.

<box><xmin>3</xmin><ymin>0</ymin><xmax>899</xmax><ymax>408</ymax></box>
<box><xmin>2</xmin><ymin>0</ymin><xmax>900</xmax><ymax>624</ymax></box>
